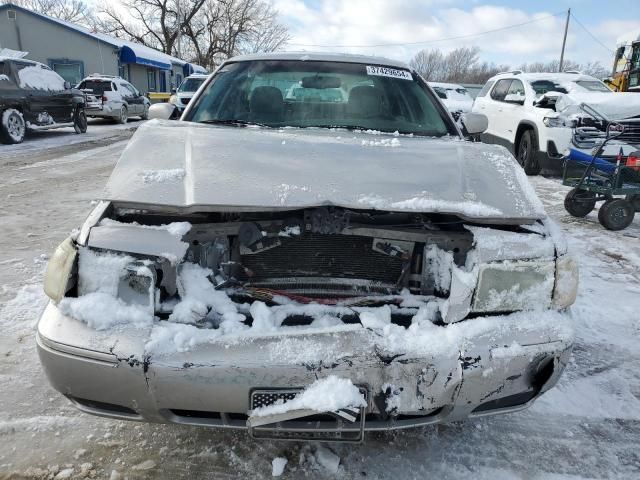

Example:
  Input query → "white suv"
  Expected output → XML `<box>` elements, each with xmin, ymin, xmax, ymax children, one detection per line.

<box><xmin>472</xmin><ymin>71</ymin><xmax>613</xmax><ymax>175</ymax></box>
<box><xmin>78</xmin><ymin>74</ymin><xmax>151</xmax><ymax>124</ymax></box>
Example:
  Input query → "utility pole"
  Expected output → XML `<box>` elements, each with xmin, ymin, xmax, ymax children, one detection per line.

<box><xmin>559</xmin><ymin>8</ymin><xmax>570</xmax><ymax>72</ymax></box>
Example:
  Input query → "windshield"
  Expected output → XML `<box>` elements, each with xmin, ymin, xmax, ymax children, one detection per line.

<box><xmin>78</xmin><ymin>80</ymin><xmax>112</xmax><ymax>94</ymax></box>
<box><xmin>185</xmin><ymin>60</ymin><xmax>454</xmax><ymax>136</ymax></box>
<box><xmin>178</xmin><ymin>77</ymin><xmax>205</xmax><ymax>93</ymax></box>
<box><xmin>573</xmin><ymin>80</ymin><xmax>611</xmax><ymax>92</ymax></box>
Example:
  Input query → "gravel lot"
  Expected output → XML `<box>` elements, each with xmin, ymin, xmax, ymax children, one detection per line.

<box><xmin>0</xmin><ymin>137</ymin><xmax>639</xmax><ymax>480</ymax></box>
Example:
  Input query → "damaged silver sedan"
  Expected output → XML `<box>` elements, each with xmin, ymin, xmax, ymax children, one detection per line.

<box><xmin>37</xmin><ymin>53</ymin><xmax>577</xmax><ymax>442</ymax></box>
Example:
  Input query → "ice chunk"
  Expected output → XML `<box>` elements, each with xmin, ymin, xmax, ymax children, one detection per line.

<box><xmin>271</xmin><ymin>457</ymin><xmax>287</xmax><ymax>477</ymax></box>
<box><xmin>314</xmin><ymin>446</ymin><xmax>340</xmax><ymax>473</ymax></box>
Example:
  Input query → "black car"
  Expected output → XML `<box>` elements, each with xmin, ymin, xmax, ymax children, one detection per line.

<box><xmin>0</xmin><ymin>58</ymin><xmax>87</xmax><ymax>144</ymax></box>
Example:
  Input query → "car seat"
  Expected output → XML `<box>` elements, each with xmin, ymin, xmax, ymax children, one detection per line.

<box><xmin>249</xmin><ymin>86</ymin><xmax>284</xmax><ymax>124</ymax></box>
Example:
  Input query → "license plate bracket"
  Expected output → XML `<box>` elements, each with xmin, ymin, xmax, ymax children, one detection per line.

<box><xmin>247</xmin><ymin>387</ymin><xmax>367</xmax><ymax>443</ymax></box>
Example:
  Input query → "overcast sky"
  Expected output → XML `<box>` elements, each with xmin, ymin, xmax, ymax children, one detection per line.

<box><xmin>272</xmin><ymin>0</ymin><xmax>640</xmax><ymax>68</ymax></box>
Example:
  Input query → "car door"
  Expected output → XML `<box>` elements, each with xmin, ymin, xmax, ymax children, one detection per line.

<box><xmin>121</xmin><ymin>82</ymin><xmax>142</xmax><ymax>114</ymax></box>
<box><xmin>498</xmin><ymin>79</ymin><xmax>527</xmax><ymax>145</ymax></box>
<box><xmin>484</xmin><ymin>79</ymin><xmax>513</xmax><ymax>141</ymax></box>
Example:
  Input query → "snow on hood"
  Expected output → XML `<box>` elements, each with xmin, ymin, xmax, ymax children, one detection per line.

<box><xmin>555</xmin><ymin>92</ymin><xmax>640</xmax><ymax>120</ymax></box>
<box><xmin>102</xmin><ymin>120</ymin><xmax>545</xmax><ymax>223</ymax></box>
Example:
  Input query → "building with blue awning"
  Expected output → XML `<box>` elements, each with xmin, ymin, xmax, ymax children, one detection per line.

<box><xmin>0</xmin><ymin>3</ymin><xmax>207</xmax><ymax>94</ymax></box>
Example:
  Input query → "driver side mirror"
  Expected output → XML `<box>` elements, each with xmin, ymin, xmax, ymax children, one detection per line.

<box><xmin>460</xmin><ymin>112</ymin><xmax>488</xmax><ymax>135</ymax></box>
<box><xmin>148</xmin><ymin>103</ymin><xmax>179</xmax><ymax>120</ymax></box>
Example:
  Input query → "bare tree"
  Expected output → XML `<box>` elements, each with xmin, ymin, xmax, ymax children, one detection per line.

<box><xmin>98</xmin><ymin>0</ymin><xmax>207</xmax><ymax>55</ymax></box>
<box><xmin>410</xmin><ymin>47</ymin><xmax>506</xmax><ymax>84</ymax></box>
<box><xmin>410</xmin><ymin>49</ymin><xmax>444</xmax><ymax>81</ymax></box>
<box><xmin>2</xmin><ymin>0</ymin><xmax>94</xmax><ymax>24</ymax></box>
<box><xmin>182</xmin><ymin>0</ymin><xmax>289</xmax><ymax>70</ymax></box>
<box><xmin>518</xmin><ymin>59</ymin><xmax>609</xmax><ymax>79</ymax></box>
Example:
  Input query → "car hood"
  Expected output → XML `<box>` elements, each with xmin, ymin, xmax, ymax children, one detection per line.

<box><xmin>102</xmin><ymin>119</ymin><xmax>545</xmax><ymax>223</ymax></box>
<box><xmin>555</xmin><ymin>92</ymin><xmax>640</xmax><ymax>120</ymax></box>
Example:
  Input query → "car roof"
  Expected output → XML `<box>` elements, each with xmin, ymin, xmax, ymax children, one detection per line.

<box><xmin>0</xmin><ymin>57</ymin><xmax>43</xmax><ymax>67</ymax></box>
<box><xmin>225</xmin><ymin>51</ymin><xmax>410</xmax><ymax>69</ymax></box>
<box><xmin>81</xmin><ymin>74</ymin><xmax>125</xmax><ymax>82</ymax></box>
<box><xmin>488</xmin><ymin>71</ymin><xmax>600</xmax><ymax>83</ymax></box>
<box><xmin>185</xmin><ymin>73</ymin><xmax>208</xmax><ymax>79</ymax></box>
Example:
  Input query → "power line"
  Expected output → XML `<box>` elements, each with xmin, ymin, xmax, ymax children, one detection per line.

<box><xmin>287</xmin><ymin>11</ymin><xmax>566</xmax><ymax>48</ymax></box>
<box><xmin>570</xmin><ymin>12</ymin><xmax>615</xmax><ymax>54</ymax></box>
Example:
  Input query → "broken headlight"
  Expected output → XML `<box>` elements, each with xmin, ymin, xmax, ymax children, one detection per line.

<box><xmin>44</xmin><ymin>237</ymin><xmax>78</xmax><ymax>303</ymax></box>
<box><xmin>471</xmin><ymin>260</ymin><xmax>555</xmax><ymax>313</ymax></box>
<box><xmin>552</xmin><ymin>254</ymin><xmax>578</xmax><ymax>309</ymax></box>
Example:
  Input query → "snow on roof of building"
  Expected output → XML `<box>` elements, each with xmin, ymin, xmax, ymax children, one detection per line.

<box><xmin>0</xmin><ymin>3</ymin><xmax>206</xmax><ymax>72</ymax></box>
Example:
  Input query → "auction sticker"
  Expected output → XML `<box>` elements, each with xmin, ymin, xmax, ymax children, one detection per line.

<box><xmin>366</xmin><ymin>66</ymin><xmax>413</xmax><ymax>80</ymax></box>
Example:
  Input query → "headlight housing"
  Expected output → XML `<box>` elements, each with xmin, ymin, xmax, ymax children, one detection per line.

<box><xmin>44</xmin><ymin>237</ymin><xmax>78</xmax><ymax>303</ymax></box>
<box><xmin>472</xmin><ymin>260</ymin><xmax>555</xmax><ymax>312</ymax></box>
<box><xmin>169</xmin><ymin>94</ymin><xmax>178</xmax><ymax>105</ymax></box>
<box><xmin>543</xmin><ymin>115</ymin><xmax>565</xmax><ymax>128</ymax></box>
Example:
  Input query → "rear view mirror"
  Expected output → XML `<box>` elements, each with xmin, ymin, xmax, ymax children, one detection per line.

<box><xmin>301</xmin><ymin>76</ymin><xmax>341</xmax><ymax>89</ymax></box>
<box><xmin>148</xmin><ymin>103</ymin><xmax>179</xmax><ymax>120</ymax></box>
<box><xmin>460</xmin><ymin>113</ymin><xmax>488</xmax><ymax>135</ymax></box>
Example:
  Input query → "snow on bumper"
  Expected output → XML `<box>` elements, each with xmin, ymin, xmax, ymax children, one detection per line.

<box><xmin>37</xmin><ymin>302</ymin><xmax>573</xmax><ymax>430</ymax></box>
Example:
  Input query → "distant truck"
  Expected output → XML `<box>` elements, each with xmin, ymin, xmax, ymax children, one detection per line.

<box><xmin>0</xmin><ymin>57</ymin><xmax>87</xmax><ymax>144</ymax></box>
<box><xmin>608</xmin><ymin>29</ymin><xmax>640</xmax><ymax>92</ymax></box>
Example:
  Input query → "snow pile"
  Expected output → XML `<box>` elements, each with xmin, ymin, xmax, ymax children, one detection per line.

<box><xmin>17</xmin><ymin>65</ymin><xmax>65</xmax><ymax>91</ymax></box>
<box><xmin>250</xmin><ymin>375</ymin><xmax>366</xmax><ymax>417</ymax></box>
<box><xmin>390</xmin><ymin>194</ymin><xmax>503</xmax><ymax>217</ymax></box>
<box><xmin>76</xmin><ymin>248</ymin><xmax>135</xmax><ymax>297</ymax></box>
<box><xmin>0</xmin><ymin>74</ymin><xmax>9</xmax><ymax>82</ymax></box>
<box><xmin>141</xmin><ymin>168</ymin><xmax>185</xmax><ymax>183</ymax></box>
<box><xmin>59</xmin><ymin>292</ymin><xmax>153</xmax><ymax>330</ymax></box>
<box><xmin>424</xmin><ymin>245</ymin><xmax>454</xmax><ymax>292</ymax></box>
<box><xmin>361</xmin><ymin>138</ymin><xmax>400</xmax><ymax>147</ymax></box>
<box><xmin>278</xmin><ymin>225</ymin><xmax>301</xmax><ymax>237</ymax></box>
<box><xmin>555</xmin><ymin>92</ymin><xmax>640</xmax><ymax>120</ymax></box>
<box><xmin>99</xmin><ymin>218</ymin><xmax>191</xmax><ymax>237</ymax></box>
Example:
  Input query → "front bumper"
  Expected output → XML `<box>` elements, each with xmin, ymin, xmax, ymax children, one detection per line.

<box><xmin>37</xmin><ymin>302</ymin><xmax>573</xmax><ymax>435</ymax></box>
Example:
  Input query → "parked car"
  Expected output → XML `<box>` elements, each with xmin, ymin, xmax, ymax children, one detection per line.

<box><xmin>0</xmin><ymin>57</ymin><xmax>87</xmax><ymax>144</ymax></box>
<box><xmin>38</xmin><ymin>52</ymin><xmax>576</xmax><ymax>442</ymax></box>
<box><xmin>77</xmin><ymin>74</ymin><xmax>150</xmax><ymax>124</ymax></box>
<box><xmin>169</xmin><ymin>73</ymin><xmax>208</xmax><ymax>113</ymax></box>
<box><xmin>428</xmin><ymin>82</ymin><xmax>474</xmax><ymax>120</ymax></box>
<box><xmin>471</xmin><ymin>71</ymin><xmax>639</xmax><ymax>175</ymax></box>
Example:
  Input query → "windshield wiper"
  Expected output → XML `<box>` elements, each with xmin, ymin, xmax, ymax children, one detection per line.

<box><xmin>198</xmin><ymin>119</ymin><xmax>272</xmax><ymax>128</ymax></box>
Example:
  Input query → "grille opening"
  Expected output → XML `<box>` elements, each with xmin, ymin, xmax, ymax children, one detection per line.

<box><xmin>69</xmin><ymin>396</ymin><xmax>137</xmax><ymax>415</ymax></box>
<box><xmin>471</xmin><ymin>391</ymin><xmax>537</xmax><ymax>413</ymax></box>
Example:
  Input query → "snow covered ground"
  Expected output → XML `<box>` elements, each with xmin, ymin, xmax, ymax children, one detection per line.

<box><xmin>0</xmin><ymin>118</ymin><xmax>144</xmax><ymax>163</ymax></box>
<box><xmin>0</xmin><ymin>139</ymin><xmax>638</xmax><ymax>479</ymax></box>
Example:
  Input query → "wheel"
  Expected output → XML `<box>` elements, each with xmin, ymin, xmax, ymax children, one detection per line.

<box><xmin>0</xmin><ymin>108</ymin><xmax>26</xmax><ymax>144</ymax></box>
<box><xmin>140</xmin><ymin>104</ymin><xmax>149</xmax><ymax>120</ymax></box>
<box><xmin>598</xmin><ymin>198</ymin><xmax>635</xmax><ymax>231</ymax></box>
<box><xmin>116</xmin><ymin>106</ymin><xmax>128</xmax><ymax>124</ymax></box>
<box><xmin>73</xmin><ymin>106</ymin><xmax>87</xmax><ymax>134</ymax></box>
<box><xmin>564</xmin><ymin>188</ymin><xmax>596</xmax><ymax>217</ymax></box>
<box><xmin>517</xmin><ymin>129</ymin><xmax>541</xmax><ymax>175</ymax></box>
<box><xmin>626</xmin><ymin>194</ymin><xmax>640</xmax><ymax>212</ymax></box>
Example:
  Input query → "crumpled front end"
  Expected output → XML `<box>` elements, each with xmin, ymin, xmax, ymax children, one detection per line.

<box><xmin>37</xmin><ymin>201</ymin><xmax>576</xmax><ymax>439</ymax></box>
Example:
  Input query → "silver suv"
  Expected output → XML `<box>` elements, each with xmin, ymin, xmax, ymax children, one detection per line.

<box><xmin>78</xmin><ymin>74</ymin><xmax>150</xmax><ymax>123</ymax></box>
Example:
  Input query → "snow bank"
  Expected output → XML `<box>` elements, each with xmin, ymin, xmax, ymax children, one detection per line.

<box><xmin>250</xmin><ymin>375</ymin><xmax>366</xmax><ymax>417</ymax></box>
<box><xmin>18</xmin><ymin>65</ymin><xmax>65</xmax><ymax>91</ymax></box>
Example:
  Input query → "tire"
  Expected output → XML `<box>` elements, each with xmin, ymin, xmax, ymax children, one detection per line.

<box><xmin>625</xmin><ymin>194</ymin><xmax>640</xmax><ymax>212</ymax></box>
<box><xmin>564</xmin><ymin>188</ymin><xmax>596</xmax><ymax>217</ymax></box>
<box><xmin>140</xmin><ymin>104</ymin><xmax>149</xmax><ymax>120</ymax></box>
<box><xmin>517</xmin><ymin>129</ymin><xmax>541</xmax><ymax>175</ymax></box>
<box><xmin>0</xmin><ymin>108</ymin><xmax>26</xmax><ymax>144</ymax></box>
<box><xmin>73</xmin><ymin>106</ymin><xmax>88</xmax><ymax>134</ymax></box>
<box><xmin>116</xmin><ymin>106</ymin><xmax>128</xmax><ymax>124</ymax></box>
<box><xmin>598</xmin><ymin>198</ymin><xmax>635</xmax><ymax>231</ymax></box>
